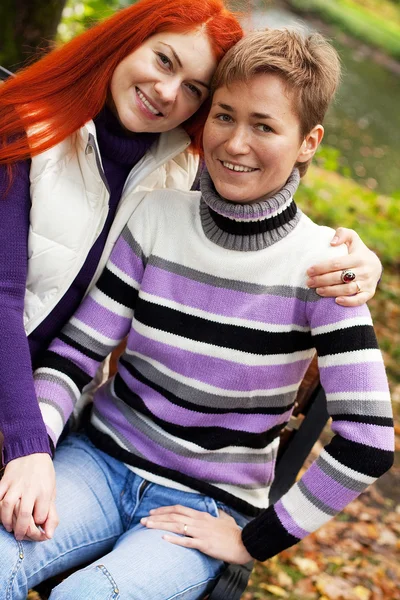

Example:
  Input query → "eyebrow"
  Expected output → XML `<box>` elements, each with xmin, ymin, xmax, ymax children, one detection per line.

<box><xmin>159</xmin><ymin>42</ymin><xmax>210</xmax><ymax>90</ymax></box>
<box><xmin>215</xmin><ymin>102</ymin><xmax>277</xmax><ymax>120</ymax></box>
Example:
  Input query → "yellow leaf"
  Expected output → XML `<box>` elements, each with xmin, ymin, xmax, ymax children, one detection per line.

<box><xmin>258</xmin><ymin>583</ymin><xmax>289</xmax><ymax>597</ymax></box>
<box><xmin>353</xmin><ymin>586</ymin><xmax>371</xmax><ymax>600</ymax></box>
<box><xmin>292</xmin><ymin>557</ymin><xmax>320</xmax><ymax>576</ymax></box>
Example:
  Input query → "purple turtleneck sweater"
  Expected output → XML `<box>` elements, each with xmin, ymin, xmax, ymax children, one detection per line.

<box><xmin>0</xmin><ymin>108</ymin><xmax>158</xmax><ymax>464</ymax></box>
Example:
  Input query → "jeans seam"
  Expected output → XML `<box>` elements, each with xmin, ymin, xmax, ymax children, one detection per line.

<box><xmin>96</xmin><ymin>564</ymin><xmax>120</xmax><ymax>599</ymax></box>
<box><xmin>5</xmin><ymin>541</ymin><xmax>24</xmax><ymax>600</ymax></box>
<box><xmin>166</xmin><ymin>574</ymin><xmax>220</xmax><ymax>600</ymax></box>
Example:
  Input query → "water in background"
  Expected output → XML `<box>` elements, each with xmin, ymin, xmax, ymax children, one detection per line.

<box><xmin>234</xmin><ymin>1</ymin><xmax>400</xmax><ymax>196</ymax></box>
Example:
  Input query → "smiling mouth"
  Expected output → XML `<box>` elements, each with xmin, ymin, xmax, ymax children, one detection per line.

<box><xmin>136</xmin><ymin>87</ymin><xmax>163</xmax><ymax>117</ymax></box>
<box><xmin>221</xmin><ymin>161</ymin><xmax>258</xmax><ymax>173</ymax></box>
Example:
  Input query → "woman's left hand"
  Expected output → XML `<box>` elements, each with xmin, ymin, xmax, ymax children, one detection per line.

<box><xmin>141</xmin><ymin>504</ymin><xmax>253</xmax><ymax>564</ymax></box>
<box><xmin>306</xmin><ymin>227</ymin><xmax>382</xmax><ymax>307</ymax></box>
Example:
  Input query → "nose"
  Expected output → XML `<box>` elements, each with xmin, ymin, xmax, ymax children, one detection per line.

<box><xmin>224</xmin><ymin>126</ymin><xmax>250</xmax><ymax>156</ymax></box>
<box><xmin>154</xmin><ymin>78</ymin><xmax>180</xmax><ymax>104</ymax></box>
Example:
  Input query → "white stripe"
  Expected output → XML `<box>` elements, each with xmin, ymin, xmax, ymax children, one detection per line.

<box><xmin>108</xmin><ymin>260</ymin><xmax>141</xmax><ymax>289</ymax></box>
<box><xmin>321</xmin><ymin>449</ymin><xmax>376</xmax><ymax>485</ymax></box>
<box><xmin>132</xmin><ymin>320</ymin><xmax>315</xmax><ymax>366</ymax></box>
<box><xmin>326</xmin><ymin>391</ymin><xmax>391</xmax><ymax>402</ymax></box>
<box><xmin>139</xmin><ymin>290</ymin><xmax>309</xmax><ymax>333</ymax></box>
<box><xmin>125</xmin><ymin>348</ymin><xmax>300</xmax><ymax>397</ymax></box>
<box><xmin>318</xmin><ymin>349</ymin><xmax>383</xmax><ymax>368</ymax></box>
<box><xmin>35</xmin><ymin>368</ymin><xmax>81</xmax><ymax>401</ymax></box>
<box><xmin>90</xmin><ymin>287</ymin><xmax>133</xmax><ymax>318</ymax></box>
<box><xmin>69</xmin><ymin>316</ymin><xmax>124</xmax><ymax>347</ymax></box>
<box><xmin>281</xmin><ymin>482</ymin><xmax>332</xmax><ymax>533</ymax></box>
<box><xmin>39</xmin><ymin>403</ymin><xmax>65</xmax><ymax>441</ymax></box>
<box><xmin>312</xmin><ymin>315</ymin><xmax>372</xmax><ymax>335</ymax></box>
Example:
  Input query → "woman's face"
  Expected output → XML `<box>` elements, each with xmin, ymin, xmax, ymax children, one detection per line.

<box><xmin>110</xmin><ymin>31</ymin><xmax>217</xmax><ymax>133</ymax></box>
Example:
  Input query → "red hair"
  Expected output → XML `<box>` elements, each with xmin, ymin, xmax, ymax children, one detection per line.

<box><xmin>0</xmin><ymin>0</ymin><xmax>243</xmax><ymax>165</ymax></box>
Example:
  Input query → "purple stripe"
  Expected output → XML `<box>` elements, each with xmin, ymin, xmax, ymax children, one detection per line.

<box><xmin>128</xmin><ymin>330</ymin><xmax>309</xmax><ymax>391</ymax></box>
<box><xmin>275</xmin><ymin>501</ymin><xmax>308</xmax><ymax>539</ymax></box>
<box><xmin>141</xmin><ymin>265</ymin><xmax>308</xmax><ymax>326</ymax></box>
<box><xmin>45</xmin><ymin>424</ymin><xmax>57</xmax><ymax>447</ymax></box>
<box><xmin>301</xmin><ymin>463</ymin><xmax>358</xmax><ymax>510</ymax></box>
<box><xmin>94</xmin><ymin>389</ymin><xmax>273</xmax><ymax>485</ymax></box>
<box><xmin>36</xmin><ymin>380</ymin><xmax>74</xmax><ymax>421</ymax></box>
<box><xmin>50</xmin><ymin>339</ymin><xmax>100</xmax><ymax>378</ymax></box>
<box><xmin>308</xmin><ymin>298</ymin><xmax>368</xmax><ymax>328</ymax></box>
<box><xmin>320</xmin><ymin>362</ymin><xmax>389</xmax><ymax>394</ymax></box>
<box><xmin>110</xmin><ymin>235</ymin><xmax>144</xmax><ymax>282</ymax></box>
<box><xmin>76</xmin><ymin>296</ymin><xmax>132</xmax><ymax>340</ymax></box>
<box><xmin>332</xmin><ymin>421</ymin><xmax>394</xmax><ymax>451</ymax></box>
<box><xmin>119</xmin><ymin>362</ymin><xmax>291</xmax><ymax>432</ymax></box>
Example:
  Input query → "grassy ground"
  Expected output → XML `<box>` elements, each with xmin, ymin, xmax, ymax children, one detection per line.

<box><xmin>285</xmin><ymin>0</ymin><xmax>400</xmax><ymax>60</ymax></box>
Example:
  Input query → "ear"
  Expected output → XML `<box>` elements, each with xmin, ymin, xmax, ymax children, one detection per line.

<box><xmin>296</xmin><ymin>125</ymin><xmax>324</xmax><ymax>163</ymax></box>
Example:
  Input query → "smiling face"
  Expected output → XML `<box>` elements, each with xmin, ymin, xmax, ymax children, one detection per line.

<box><xmin>109</xmin><ymin>30</ymin><xmax>217</xmax><ymax>133</ymax></box>
<box><xmin>203</xmin><ymin>73</ymin><xmax>323</xmax><ymax>203</ymax></box>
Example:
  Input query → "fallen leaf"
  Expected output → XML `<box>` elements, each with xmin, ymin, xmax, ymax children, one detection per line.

<box><xmin>292</xmin><ymin>556</ymin><xmax>320</xmax><ymax>576</ymax></box>
<box><xmin>353</xmin><ymin>586</ymin><xmax>371</xmax><ymax>600</ymax></box>
<box><xmin>258</xmin><ymin>583</ymin><xmax>289</xmax><ymax>597</ymax></box>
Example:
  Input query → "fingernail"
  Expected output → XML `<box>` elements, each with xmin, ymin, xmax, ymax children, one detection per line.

<box><xmin>307</xmin><ymin>267</ymin><xmax>315</xmax><ymax>276</ymax></box>
<box><xmin>331</xmin><ymin>236</ymin><xmax>339</xmax><ymax>244</ymax></box>
<box><xmin>316</xmin><ymin>288</ymin><xmax>325</xmax><ymax>295</ymax></box>
<box><xmin>307</xmin><ymin>278</ymin><xmax>315</xmax><ymax>287</ymax></box>
<box><xmin>141</xmin><ymin>518</ymin><xmax>147</xmax><ymax>524</ymax></box>
<box><xmin>335</xmin><ymin>298</ymin><xmax>344</xmax><ymax>304</ymax></box>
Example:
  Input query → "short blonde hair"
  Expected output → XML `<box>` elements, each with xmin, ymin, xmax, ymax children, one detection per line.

<box><xmin>211</xmin><ymin>28</ymin><xmax>341</xmax><ymax>176</ymax></box>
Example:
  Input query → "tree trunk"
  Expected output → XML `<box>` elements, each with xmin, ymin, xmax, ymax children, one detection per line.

<box><xmin>0</xmin><ymin>0</ymin><xmax>68</xmax><ymax>71</ymax></box>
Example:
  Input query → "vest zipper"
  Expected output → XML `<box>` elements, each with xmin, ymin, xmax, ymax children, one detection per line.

<box><xmin>138</xmin><ymin>480</ymin><xmax>150</xmax><ymax>500</ymax></box>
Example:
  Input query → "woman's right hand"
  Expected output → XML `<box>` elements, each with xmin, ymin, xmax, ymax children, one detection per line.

<box><xmin>0</xmin><ymin>453</ymin><xmax>58</xmax><ymax>540</ymax></box>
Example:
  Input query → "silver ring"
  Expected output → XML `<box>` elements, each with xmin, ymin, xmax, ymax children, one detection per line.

<box><xmin>183</xmin><ymin>524</ymin><xmax>188</xmax><ymax>536</ymax></box>
<box><xmin>341</xmin><ymin>269</ymin><xmax>356</xmax><ymax>284</ymax></box>
<box><xmin>355</xmin><ymin>281</ymin><xmax>362</xmax><ymax>294</ymax></box>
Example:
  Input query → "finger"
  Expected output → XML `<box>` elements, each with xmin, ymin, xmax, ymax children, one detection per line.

<box><xmin>335</xmin><ymin>292</ymin><xmax>372</xmax><ymax>307</ymax></box>
<box><xmin>42</xmin><ymin>502</ymin><xmax>59</xmax><ymax>539</ymax></box>
<box><xmin>33</xmin><ymin>494</ymin><xmax>51</xmax><ymax>526</ymax></box>
<box><xmin>307</xmin><ymin>256</ymin><xmax>362</xmax><ymax>278</ymax></box>
<box><xmin>25</xmin><ymin>519</ymin><xmax>47</xmax><ymax>542</ymax></box>
<box><xmin>330</xmin><ymin>227</ymin><xmax>359</xmax><ymax>246</ymax></box>
<box><xmin>141</xmin><ymin>517</ymin><xmax>190</xmax><ymax>536</ymax></box>
<box><xmin>1</xmin><ymin>493</ymin><xmax>20</xmax><ymax>532</ymax></box>
<box><xmin>316</xmin><ymin>282</ymin><xmax>364</xmax><ymax>298</ymax></box>
<box><xmin>13</xmin><ymin>496</ymin><xmax>35</xmax><ymax>540</ymax></box>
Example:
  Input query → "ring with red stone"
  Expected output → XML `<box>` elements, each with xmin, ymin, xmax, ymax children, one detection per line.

<box><xmin>341</xmin><ymin>269</ymin><xmax>356</xmax><ymax>283</ymax></box>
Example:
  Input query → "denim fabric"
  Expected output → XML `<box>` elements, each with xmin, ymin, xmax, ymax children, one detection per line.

<box><xmin>0</xmin><ymin>433</ymin><xmax>249</xmax><ymax>600</ymax></box>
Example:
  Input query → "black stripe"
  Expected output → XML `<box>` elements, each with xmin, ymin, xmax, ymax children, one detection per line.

<box><xmin>58</xmin><ymin>332</ymin><xmax>104</xmax><ymax>362</ymax></box>
<box><xmin>86</xmin><ymin>419</ymin><xmax>262</xmax><ymax>518</ymax></box>
<box><xmin>313</xmin><ymin>325</ymin><xmax>379</xmax><ymax>357</ymax></box>
<box><xmin>96</xmin><ymin>267</ymin><xmax>138</xmax><ymax>309</ymax></box>
<box><xmin>40</xmin><ymin>351</ymin><xmax>92</xmax><ymax>391</ymax></box>
<box><xmin>135</xmin><ymin>298</ymin><xmax>313</xmax><ymax>355</ymax></box>
<box><xmin>208</xmin><ymin>202</ymin><xmax>297</xmax><ymax>235</ymax></box>
<box><xmin>114</xmin><ymin>373</ymin><xmax>285</xmax><ymax>449</ymax></box>
<box><xmin>332</xmin><ymin>414</ymin><xmax>394</xmax><ymax>427</ymax></box>
<box><xmin>327</xmin><ymin>436</ymin><xmax>394</xmax><ymax>478</ymax></box>
<box><xmin>120</xmin><ymin>357</ymin><xmax>294</xmax><ymax>416</ymax></box>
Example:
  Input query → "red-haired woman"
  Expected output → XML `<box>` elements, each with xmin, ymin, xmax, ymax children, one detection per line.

<box><xmin>0</xmin><ymin>0</ymin><xmax>382</xmax><ymax>597</ymax></box>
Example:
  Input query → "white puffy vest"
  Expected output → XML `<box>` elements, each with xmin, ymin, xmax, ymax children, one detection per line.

<box><xmin>25</xmin><ymin>120</ymin><xmax>198</xmax><ymax>335</ymax></box>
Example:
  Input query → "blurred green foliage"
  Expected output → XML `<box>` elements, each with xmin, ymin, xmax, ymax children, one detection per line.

<box><xmin>58</xmin><ymin>0</ymin><xmax>134</xmax><ymax>42</ymax></box>
<box><xmin>288</xmin><ymin>0</ymin><xmax>400</xmax><ymax>59</ymax></box>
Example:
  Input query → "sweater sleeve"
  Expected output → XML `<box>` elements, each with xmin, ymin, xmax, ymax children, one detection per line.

<box><xmin>0</xmin><ymin>162</ymin><xmax>52</xmax><ymax>464</ymax></box>
<box><xmin>241</xmin><ymin>294</ymin><xmax>394</xmax><ymax>561</ymax></box>
<box><xmin>34</xmin><ymin>221</ymin><xmax>146</xmax><ymax>448</ymax></box>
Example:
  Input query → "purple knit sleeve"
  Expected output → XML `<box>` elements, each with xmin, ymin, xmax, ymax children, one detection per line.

<box><xmin>0</xmin><ymin>162</ymin><xmax>51</xmax><ymax>464</ymax></box>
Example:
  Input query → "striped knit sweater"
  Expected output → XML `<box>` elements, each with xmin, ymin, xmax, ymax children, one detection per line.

<box><xmin>34</xmin><ymin>169</ymin><xmax>394</xmax><ymax>561</ymax></box>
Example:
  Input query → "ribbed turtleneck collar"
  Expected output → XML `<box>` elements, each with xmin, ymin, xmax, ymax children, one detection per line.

<box><xmin>200</xmin><ymin>168</ymin><xmax>301</xmax><ymax>251</ymax></box>
<box><xmin>94</xmin><ymin>105</ymin><xmax>159</xmax><ymax>166</ymax></box>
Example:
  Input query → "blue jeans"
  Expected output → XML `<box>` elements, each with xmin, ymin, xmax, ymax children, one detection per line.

<box><xmin>0</xmin><ymin>433</ymin><xmax>249</xmax><ymax>600</ymax></box>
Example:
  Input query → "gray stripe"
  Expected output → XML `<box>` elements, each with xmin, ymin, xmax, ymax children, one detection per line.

<box><xmin>148</xmin><ymin>255</ymin><xmax>314</xmax><ymax>301</ymax></box>
<box><xmin>92</xmin><ymin>406</ymin><xmax>147</xmax><ymax>461</ymax></box>
<box><xmin>127</xmin><ymin>354</ymin><xmax>297</xmax><ymax>410</ymax></box>
<box><xmin>63</xmin><ymin>323</ymin><xmax>115</xmax><ymax>357</ymax></box>
<box><xmin>122</xmin><ymin>225</ymin><xmax>146</xmax><ymax>266</ymax></box>
<box><xmin>297</xmin><ymin>479</ymin><xmax>337</xmax><ymax>517</ymax></box>
<box><xmin>328</xmin><ymin>400</ymin><xmax>393</xmax><ymax>418</ymax></box>
<box><xmin>35</xmin><ymin>372</ymin><xmax>78</xmax><ymax>406</ymax></box>
<box><xmin>38</xmin><ymin>398</ymin><xmax>67</xmax><ymax>428</ymax></box>
<box><xmin>102</xmin><ymin>381</ymin><xmax>277</xmax><ymax>467</ymax></box>
<box><xmin>317</xmin><ymin>454</ymin><xmax>368</xmax><ymax>493</ymax></box>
